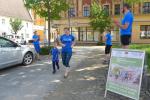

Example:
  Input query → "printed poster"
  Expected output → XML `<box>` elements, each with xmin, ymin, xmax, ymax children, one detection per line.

<box><xmin>106</xmin><ymin>49</ymin><xmax>145</xmax><ymax>100</ymax></box>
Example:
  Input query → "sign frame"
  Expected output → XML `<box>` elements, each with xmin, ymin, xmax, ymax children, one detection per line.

<box><xmin>104</xmin><ymin>48</ymin><xmax>146</xmax><ymax>100</ymax></box>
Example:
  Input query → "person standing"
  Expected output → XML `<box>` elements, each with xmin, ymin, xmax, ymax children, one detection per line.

<box><xmin>50</xmin><ymin>42</ymin><xmax>60</xmax><ymax>74</ymax></box>
<box><xmin>103</xmin><ymin>30</ymin><xmax>112</xmax><ymax>64</ymax></box>
<box><xmin>32</xmin><ymin>31</ymin><xmax>41</xmax><ymax>60</ymax></box>
<box><xmin>60</xmin><ymin>28</ymin><xmax>75</xmax><ymax>78</ymax></box>
<box><xmin>114</xmin><ymin>3</ymin><xmax>134</xmax><ymax>49</ymax></box>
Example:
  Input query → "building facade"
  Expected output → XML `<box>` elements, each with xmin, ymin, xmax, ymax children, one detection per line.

<box><xmin>0</xmin><ymin>0</ymin><xmax>33</xmax><ymax>43</ymax></box>
<box><xmin>52</xmin><ymin>0</ymin><xmax>150</xmax><ymax>43</ymax></box>
<box><xmin>32</xmin><ymin>12</ymin><xmax>58</xmax><ymax>44</ymax></box>
<box><xmin>0</xmin><ymin>16</ymin><xmax>33</xmax><ymax>43</ymax></box>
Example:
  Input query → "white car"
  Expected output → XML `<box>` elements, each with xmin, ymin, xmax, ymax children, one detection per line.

<box><xmin>0</xmin><ymin>36</ymin><xmax>35</xmax><ymax>69</ymax></box>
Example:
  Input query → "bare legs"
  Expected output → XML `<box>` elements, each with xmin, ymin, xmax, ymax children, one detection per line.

<box><xmin>122</xmin><ymin>45</ymin><xmax>129</xmax><ymax>49</ymax></box>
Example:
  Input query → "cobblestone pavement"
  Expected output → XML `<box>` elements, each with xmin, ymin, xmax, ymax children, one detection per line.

<box><xmin>0</xmin><ymin>46</ymin><xmax>101</xmax><ymax>100</ymax></box>
<box><xmin>44</xmin><ymin>46</ymin><xmax>150</xmax><ymax>100</ymax></box>
<box><xmin>0</xmin><ymin>46</ymin><xmax>149</xmax><ymax>100</ymax></box>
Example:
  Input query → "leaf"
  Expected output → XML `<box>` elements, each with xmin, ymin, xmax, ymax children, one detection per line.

<box><xmin>24</xmin><ymin>0</ymin><xmax>69</xmax><ymax>20</ymax></box>
<box><xmin>10</xmin><ymin>18</ymin><xmax>23</xmax><ymax>34</ymax></box>
<box><xmin>90</xmin><ymin>2</ymin><xmax>112</xmax><ymax>34</ymax></box>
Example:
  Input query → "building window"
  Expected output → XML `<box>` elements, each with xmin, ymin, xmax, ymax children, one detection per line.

<box><xmin>2</xmin><ymin>19</ymin><xmax>5</xmax><ymax>24</ymax></box>
<box><xmin>2</xmin><ymin>32</ymin><xmax>6</xmax><ymax>37</ymax></box>
<box><xmin>103</xmin><ymin>5</ymin><xmax>110</xmax><ymax>15</ymax></box>
<box><xmin>115</xmin><ymin>4</ymin><xmax>120</xmax><ymax>15</ymax></box>
<box><xmin>143</xmin><ymin>2</ymin><xmax>150</xmax><ymax>14</ymax></box>
<box><xmin>68</xmin><ymin>8</ymin><xmax>76</xmax><ymax>17</ymax></box>
<box><xmin>83</xmin><ymin>6</ymin><xmax>90</xmax><ymax>17</ymax></box>
<box><xmin>140</xmin><ymin>25</ymin><xmax>150</xmax><ymax>39</ymax></box>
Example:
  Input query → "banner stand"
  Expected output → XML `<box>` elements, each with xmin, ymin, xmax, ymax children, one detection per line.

<box><xmin>104</xmin><ymin>49</ymin><xmax>146</xmax><ymax>100</ymax></box>
<box><xmin>143</xmin><ymin>54</ymin><xmax>150</xmax><ymax>96</ymax></box>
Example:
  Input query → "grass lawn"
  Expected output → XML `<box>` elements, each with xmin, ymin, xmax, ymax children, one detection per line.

<box><xmin>112</xmin><ymin>44</ymin><xmax>150</xmax><ymax>73</ymax></box>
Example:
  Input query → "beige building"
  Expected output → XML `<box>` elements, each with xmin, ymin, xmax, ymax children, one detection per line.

<box><xmin>53</xmin><ymin>0</ymin><xmax>150</xmax><ymax>44</ymax></box>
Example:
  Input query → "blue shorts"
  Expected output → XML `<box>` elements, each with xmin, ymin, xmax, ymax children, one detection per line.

<box><xmin>34</xmin><ymin>44</ymin><xmax>41</xmax><ymax>53</ymax></box>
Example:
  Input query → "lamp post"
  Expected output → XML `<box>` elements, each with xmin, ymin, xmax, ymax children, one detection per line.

<box><xmin>68</xmin><ymin>10</ymin><xmax>71</xmax><ymax>30</ymax></box>
<box><xmin>68</xmin><ymin>8</ymin><xmax>75</xmax><ymax>31</ymax></box>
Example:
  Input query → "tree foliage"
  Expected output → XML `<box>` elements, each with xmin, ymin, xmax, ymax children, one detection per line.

<box><xmin>24</xmin><ymin>0</ymin><xmax>69</xmax><ymax>20</ymax></box>
<box><xmin>124</xmin><ymin>0</ymin><xmax>142</xmax><ymax>5</ymax></box>
<box><xmin>90</xmin><ymin>2</ymin><xmax>112</xmax><ymax>34</ymax></box>
<box><xmin>10</xmin><ymin>18</ymin><xmax>23</xmax><ymax>34</ymax></box>
<box><xmin>24</xmin><ymin>0</ymin><xmax>69</xmax><ymax>46</ymax></box>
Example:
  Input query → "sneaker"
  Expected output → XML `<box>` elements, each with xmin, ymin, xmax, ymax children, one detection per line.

<box><xmin>64</xmin><ymin>73</ymin><xmax>69</xmax><ymax>79</ymax></box>
<box><xmin>102</xmin><ymin>60</ymin><xmax>109</xmax><ymax>64</ymax></box>
<box><xmin>52</xmin><ymin>71</ymin><xmax>56</xmax><ymax>74</ymax></box>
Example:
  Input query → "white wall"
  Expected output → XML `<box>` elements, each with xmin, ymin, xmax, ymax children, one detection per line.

<box><xmin>0</xmin><ymin>16</ymin><xmax>33</xmax><ymax>42</ymax></box>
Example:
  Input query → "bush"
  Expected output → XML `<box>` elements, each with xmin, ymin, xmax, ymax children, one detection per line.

<box><xmin>97</xmin><ymin>42</ymin><xmax>105</xmax><ymax>46</ymax></box>
<box><xmin>130</xmin><ymin>45</ymin><xmax>150</xmax><ymax>72</ymax></box>
<box><xmin>40</xmin><ymin>46</ymin><xmax>53</xmax><ymax>55</ymax></box>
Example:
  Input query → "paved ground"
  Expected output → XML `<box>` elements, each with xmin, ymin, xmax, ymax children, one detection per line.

<box><xmin>0</xmin><ymin>46</ymin><xmax>149</xmax><ymax>100</ymax></box>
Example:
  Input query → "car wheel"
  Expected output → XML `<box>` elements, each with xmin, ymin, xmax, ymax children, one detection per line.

<box><xmin>23</xmin><ymin>52</ymin><xmax>33</xmax><ymax>65</ymax></box>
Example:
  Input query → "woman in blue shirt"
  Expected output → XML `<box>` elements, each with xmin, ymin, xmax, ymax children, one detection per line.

<box><xmin>32</xmin><ymin>31</ymin><xmax>41</xmax><ymax>60</ymax></box>
<box><xmin>60</xmin><ymin>28</ymin><xmax>75</xmax><ymax>78</ymax></box>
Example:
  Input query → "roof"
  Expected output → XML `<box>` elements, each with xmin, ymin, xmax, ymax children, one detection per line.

<box><xmin>0</xmin><ymin>0</ymin><xmax>32</xmax><ymax>22</ymax></box>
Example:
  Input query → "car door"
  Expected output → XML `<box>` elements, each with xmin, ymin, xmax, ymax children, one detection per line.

<box><xmin>0</xmin><ymin>37</ymin><xmax>22</xmax><ymax>68</ymax></box>
<box><xmin>0</xmin><ymin>44</ymin><xmax>7</xmax><ymax>67</ymax></box>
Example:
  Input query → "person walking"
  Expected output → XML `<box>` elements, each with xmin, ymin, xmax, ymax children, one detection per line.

<box><xmin>59</xmin><ymin>27</ymin><xmax>75</xmax><ymax>78</ymax></box>
<box><xmin>114</xmin><ymin>3</ymin><xmax>134</xmax><ymax>49</ymax></box>
<box><xmin>50</xmin><ymin>42</ymin><xmax>60</xmax><ymax>74</ymax></box>
<box><xmin>32</xmin><ymin>31</ymin><xmax>41</xmax><ymax>60</ymax></box>
<box><xmin>103</xmin><ymin>30</ymin><xmax>112</xmax><ymax>64</ymax></box>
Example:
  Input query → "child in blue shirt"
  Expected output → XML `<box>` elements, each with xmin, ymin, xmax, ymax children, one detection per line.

<box><xmin>50</xmin><ymin>42</ymin><xmax>60</xmax><ymax>74</ymax></box>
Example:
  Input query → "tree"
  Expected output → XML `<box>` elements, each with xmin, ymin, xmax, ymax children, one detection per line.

<box><xmin>24</xmin><ymin>0</ymin><xmax>69</xmax><ymax>46</ymax></box>
<box><xmin>90</xmin><ymin>1</ymin><xmax>112</xmax><ymax>42</ymax></box>
<box><xmin>10</xmin><ymin>18</ymin><xmax>23</xmax><ymax>35</ymax></box>
<box><xmin>124</xmin><ymin>0</ymin><xmax>142</xmax><ymax>4</ymax></box>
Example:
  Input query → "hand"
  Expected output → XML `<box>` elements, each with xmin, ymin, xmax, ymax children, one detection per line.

<box><xmin>71</xmin><ymin>45</ymin><xmax>74</xmax><ymax>48</ymax></box>
<box><xmin>62</xmin><ymin>44</ymin><xmax>65</xmax><ymax>47</ymax></box>
<box><xmin>113</xmin><ymin>19</ymin><xmax>120</xmax><ymax>26</ymax></box>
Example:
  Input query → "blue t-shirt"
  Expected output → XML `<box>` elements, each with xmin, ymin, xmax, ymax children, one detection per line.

<box><xmin>60</xmin><ymin>34</ymin><xmax>75</xmax><ymax>53</ymax></box>
<box><xmin>105</xmin><ymin>33</ymin><xmax>112</xmax><ymax>45</ymax></box>
<box><xmin>120</xmin><ymin>11</ymin><xmax>134</xmax><ymax>36</ymax></box>
<box><xmin>32</xmin><ymin>35</ymin><xmax>40</xmax><ymax>45</ymax></box>
<box><xmin>51</xmin><ymin>48</ymin><xmax>60</xmax><ymax>61</ymax></box>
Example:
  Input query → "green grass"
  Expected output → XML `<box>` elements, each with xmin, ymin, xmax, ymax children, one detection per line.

<box><xmin>112</xmin><ymin>44</ymin><xmax>150</xmax><ymax>72</ymax></box>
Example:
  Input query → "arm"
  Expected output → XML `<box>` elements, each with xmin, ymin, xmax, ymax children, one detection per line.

<box><xmin>71</xmin><ymin>36</ymin><xmax>76</xmax><ymax>48</ymax></box>
<box><xmin>104</xmin><ymin>34</ymin><xmax>107</xmax><ymax>41</ymax></box>
<box><xmin>116</xmin><ymin>22</ymin><xmax>129</xmax><ymax>29</ymax></box>
<box><xmin>33</xmin><ymin>36</ymin><xmax>39</xmax><ymax>42</ymax></box>
<box><xmin>113</xmin><ymin>19</ymin><xmax>129</xmax><ymax>30</ymax></box>
<box><xmin>59</xmin><ymin>36</ymin><xmax>65</xmax><ymax>47</ymax></box>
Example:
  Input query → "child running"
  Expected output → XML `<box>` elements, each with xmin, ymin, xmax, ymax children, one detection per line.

<box><xmin>103</xmin><ymin>30</ymin><xmax>112</xmax><ymax>64</ymax></box>
<box><xmin>50</xmin><ymin>42</ymin><xmax>60</xmax><ymax>74</ymax></box>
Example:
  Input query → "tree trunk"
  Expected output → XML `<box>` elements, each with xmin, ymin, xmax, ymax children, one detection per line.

<box><xmin>48</xmin><ymin>8</ymin><xmax>51</xmax><ymax>46</ymax></box>
<box><xmin>98</xmin><ymin>33</ymin><xmax>103</xmax><ymax>43</ymax></box>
